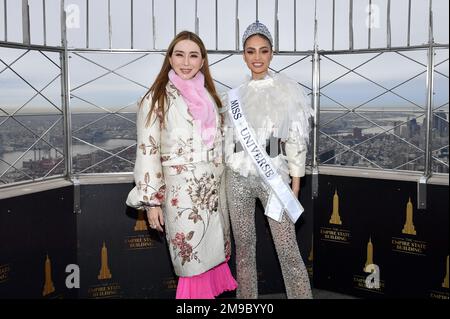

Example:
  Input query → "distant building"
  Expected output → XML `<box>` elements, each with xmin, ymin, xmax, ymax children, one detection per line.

<box><xmin>434</xmin><ymin>112</ymin><xmax>448</xmax><ymax>137</ymax></box>
<box><xmin>407</xmin><ymin>118</ymin><xmax>420</xmax><ymax>138</ymax></box>
<box><xmin>400</xmin><ymin>125</ymin><xmax>409</xmax><ymax>138</ymax></box>
<box><xmin>353</xmin><ymin>127</ymin><xmax>363</xmax><ymax>139</ymax></box>
<box><xmin>394</xmin><ymin>121</ymin><xmax>402</xmax><ymax>136</ymax></box>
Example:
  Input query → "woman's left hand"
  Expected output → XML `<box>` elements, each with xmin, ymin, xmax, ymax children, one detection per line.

<box><xmin>291</xmin><ymin>176</ymin><xmax>300</xmax><ymax>197</ymax></box>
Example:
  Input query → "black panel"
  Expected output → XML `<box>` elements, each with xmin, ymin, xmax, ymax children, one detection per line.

<box><xmin>314</xmin><ymin>175</ymin><xmax>449</xmax><ymax>299</ymax></box>
<box><xmin>1</xmin><ymin>175</ymin><xmax>447</xmax><ymax>299</ymax></box>
<box><xmin>0</xmin><ymin>186</ymin><xmax>76</xmax><ymax>299</ymax></box>
<box><xmin>77</xmin><ymin>183</ymin><xmax>176</xmax><ymax>298</ymax></box>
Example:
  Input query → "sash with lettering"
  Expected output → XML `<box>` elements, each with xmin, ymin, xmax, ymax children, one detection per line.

<box><xmin>227</xmin><ymin>88</ymin><xmax>304</xmax><ymax>223</ymax></box>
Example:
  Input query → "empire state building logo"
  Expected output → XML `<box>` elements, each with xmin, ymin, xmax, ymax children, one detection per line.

<box><xmin>98</xmin><ymin>242</ymin><xmax>112</xmax><ymax>280</ymax></box>
<box><xmin>443</xmin><ymin>256</ymin><xmax>449</xmax><ymax>289</ymax></box>
<box><xmin>329</xmin><ymin>190</ymin><xmax>342</xmax><ymax>225</ymax></box>
<box><xmin>134</xmin><ymin>210</ymin><xmax>148</xmax><ymax>231</ymax></box>
<box><xmin>42</xmin><ymin>254</ymin><xmax>55</xmax><ymax>296</ymax></box>
<box><xmin>402</xmin><ymin>198</ymin><xmax>416</xmax><ymax>235</ymax></box>
<box><xmin>308</xmin><ymin>236</ymin><xmax>314</xmax><ymax>262</ymax></box>
<box><xmin>364</xmin><ymin>237</ymin><xmax>374</xmax><ymax>271</ymax></box>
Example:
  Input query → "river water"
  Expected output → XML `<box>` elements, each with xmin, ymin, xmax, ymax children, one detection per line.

<box><xmin>0</xmin><ymin>139</ymin><xmax>135</xmax><ymax>173</ymax></box>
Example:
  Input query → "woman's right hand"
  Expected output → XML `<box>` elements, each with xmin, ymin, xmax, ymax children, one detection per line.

<box><xmin>146</xmin><ymin>207</ymin><xmax>165</xmax><ymax>232</ymax></box>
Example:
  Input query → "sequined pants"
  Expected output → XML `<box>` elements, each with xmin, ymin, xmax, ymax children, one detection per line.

<box><xmin>226</xmin><ymin>168</ymin><xmax>313</xmax><ymax>299</ymax></box>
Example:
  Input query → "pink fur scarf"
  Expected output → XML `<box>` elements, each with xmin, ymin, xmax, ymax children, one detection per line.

<box><xmin>168</xmin><ymin>69</ymin><xmax>217</xmax><ymax>148</ymax></box>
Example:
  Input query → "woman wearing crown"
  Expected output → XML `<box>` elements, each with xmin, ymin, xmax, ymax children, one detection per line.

<box><xmin>222</xmin><ymin>21</ymin><xmax>313</xmax><ymax>299</ymax></box>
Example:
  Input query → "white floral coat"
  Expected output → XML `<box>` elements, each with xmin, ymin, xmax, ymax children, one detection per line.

<box><xmin>132</xmin><ymin>82</ymin><xmax>231</xmax><ymax>277</ymax></box>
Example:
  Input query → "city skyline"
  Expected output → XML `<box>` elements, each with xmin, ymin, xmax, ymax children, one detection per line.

<box><xmin>1</xmin><ymin>1</ymin><xmax>448</xmax><ymax>184</ymax></box>
<box><xmin>1</xmin><ymin>109</ymin><xmax>448</xmax><ymax>184</ymax></box>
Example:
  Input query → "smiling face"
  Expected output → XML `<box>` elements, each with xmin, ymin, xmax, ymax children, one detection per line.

<box><xmin>169</xmin><ymin>39</ymin><xmax>205</xmax><ymax>80</ymax></box>
<box><xmin>243</xmin><ymin>34</ymin><xmax>273</xmax><ymax>80</ymax></box>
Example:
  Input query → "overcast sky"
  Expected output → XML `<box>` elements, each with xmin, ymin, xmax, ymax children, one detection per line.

<box><xmin>0</xmin><ymin>0</ymin><xmax>448</xmax><ymax>114</ymax></box>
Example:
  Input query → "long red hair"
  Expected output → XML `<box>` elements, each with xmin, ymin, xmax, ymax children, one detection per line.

<box><xmin>141</xmin><ymin>31</ymin><xmax>222</xmax><ymax>127</ymax></box>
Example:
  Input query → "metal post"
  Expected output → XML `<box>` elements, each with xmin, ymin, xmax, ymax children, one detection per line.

<box><xmin>235</xmin><ymin>0</ymin><xmax>239</xmax><ymax>50</ymax></box>
<box><xmin>314</xmin><ymin>0</ymin><xmax>318</xmax><ymax>58</ymax></box>
<box><xmin>407</xmin><ymin>0</ymin><xmax>411</xmax><ymax>46</ymax></box>
<box><xmin>3</xmin><ymin>0</ymin><xmax>7</xmax><ymax>41</ymax></box>
<box><xmin>22</xmin><ymin>0</ymin><xmax>30</xmax><ymax>45</ymax></box>
<box><xmin>293</xmin><ymin>0</ymin><xmax>297</xmax><ymax>51</ymax></box>
<box><xmin>275</xmin><ymin>0</ymin><xmax>279</xmax><ymax>52</ymax></box>
<box><xmin>349</xmin><ymin>0</ymin><xmax>354</xmax><ymax>50</ymax></box>
<box><xmin>174</xmin><ymin>0</ymin><xmax>176</xmax><ymax>37</ymax></box>
<box><xmin>332</xmin><ymin>0</ymin><xmax>335</xmax><ymax>51</ymax></box>
<box><xmin>60</xmin><ymin>1</ymin><xmax>73</xmax><ymax>180</ymax></box>
<box><xmin>256</xmin><ymin>0</ymin><xmax>258</xmax><ymax>21</ymax></box>
<box><xmin>131</xmin><ymin>0</ymin><xmax>134</xmax><ymax>49</ymax></box>
<box><xmin>108</xmin><ymin>0</ymin><xmax>112</xmax><ymax>49</ymax></box>
<box><xmin>312</xmin><ymin>0</ymin><xmax>320</xmax><ymax>198</ymax></box>
<box><xmin>424</xmin><ymin>0</ymin><xmax>435</xmax><ymax>178</ymax></box>
<box><xmin>312</xmin><ymin>54</ymin><xmax>320</xmax><ymax>198</ymax></box>
<box><xmin>195</xmin><ymin>0</ymin><xmax>199</xmax><ymax>35</ymax></box>
<box><xmin>73</xmin><ymin>177</ymin><xmax>81</xmax><ymax>213</ymax></box>
<box><xmin>387</xmin><ymin>0</ymin><xmax>391</xmax><ymax>48</ymax></box>
<box><xmin>86</xmin><ymin>0</ymin><xmax>89</xmax><ymax>48</ymax></box>
<box><xmin>418</xmin><ymin>0</ymin><xmax>435</xmax><ymax>210</ymax></box>
<box><xmin>368</xmin><ymin>0</ymin><xmax>372</xmax><ymax>49</ymax></box>
<box><xmin>43</xmin><ymin>0</ymin><xmax>47</xmax><ymax>46</ymax></box>
<box><xmin>152</xmin><ymin>0</ymin><xmax>156</xmax><ymax>49</ymax></box>
<box><xmin>215</xmin><ymin>0</ymin><xmax>218</xmax><ymax>50</ymax></box>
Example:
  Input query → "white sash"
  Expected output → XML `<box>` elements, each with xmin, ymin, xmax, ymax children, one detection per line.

<box><xmin>227</xmin><ymin>88</ymin><xmax>304</xmax><ymax>223</ymax></box>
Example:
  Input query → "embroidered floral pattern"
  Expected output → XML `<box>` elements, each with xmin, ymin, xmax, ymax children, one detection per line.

<box><xmin>168</xmin><ymin>170</ymin><xmax>222</xmax><ymax>266</ymax></box>
<box><xmin>151</xmin><ymin>185</ymin><xmax>166</xmax><ymax>202</ymax></box>
<box><xmin>160</xmin><ymin>137</ymin><xmax>195</xmax><ymax>165</ymax></box>
<box><xmin>171</xmin><ymin>197</ymin><xmax>179</xmax><ymax>207</ymax></box>
<box><xmin>175</xmin><ymin>137</ymin><xmax>194</xmax><ymax>161</ymax></box>
<box><xmin>137</xmin><ymin>170</ymin><xmax>165</xmax><ymax>204</ymax></box>
<box><xmin>167</xmin><ymin>83</ymin><xmax>180</xmax><ymax>100</ymax></box>
<box><xmin>173</xmin><ymin>165</ymin><xmax>189</xmax><ymax>175</ymax></box>
<box><xmin>186</xmin><ymin>172</ymin><xmax>219</xmax><ymax>212</ymax></box>
<box><xmin>188</xmin><ymin>207</ymin><xmax>203</xmax><ymax>224</ymax></box>
<box><xmin>142</xmin><ymin>184</ymin><xmax>166</xmax><ymax>204</ymax></box>
<box><xmin>138</xmin><ymin>135</ymin><xmax>159</xmax><ymax>156</ymax></box>
<box><xmin>170</xmin><ymin>232</ymin><xmax>199</xmax><ymax>265</ymax></box>
<box><xmin>169</xmin><ymin>184</ymin><xmax>181</xmax><ymax>208</ymax></box>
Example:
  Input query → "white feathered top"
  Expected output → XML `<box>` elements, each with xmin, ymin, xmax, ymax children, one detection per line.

<box><xmin>223</xmin><ymin>71</ymin><xmax>313</xmax><ymax>178</ymax></box>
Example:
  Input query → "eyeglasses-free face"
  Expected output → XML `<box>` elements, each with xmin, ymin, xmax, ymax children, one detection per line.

<box><xmin>169</xmin><ymin>39</ymin><xmax>205</xmax><ymax>80</ymax></box>
<box><xmin>243</xmin><ymin>34</ymin><xmax>273</xmax><ymax>80</ymax></box>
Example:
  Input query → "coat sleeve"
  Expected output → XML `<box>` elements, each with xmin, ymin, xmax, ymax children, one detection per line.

<box><xmin>284</xmin><ymin>125</ymin><xmax>307</xmax><ymax>178</ymax></box>
<box><xmin>133</xmin><ymin>97</ymin><xmax>166</xmax><ymax>207</ymax></box>
<box><xmin>284</xmin><ymin>81</ymin><xmax>312</xmax><ymax>178</ymax></box>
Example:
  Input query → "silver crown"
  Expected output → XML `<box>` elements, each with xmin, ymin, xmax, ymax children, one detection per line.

<box><xmin>242</xmin><ymin>20</ymin><xmax>273</xmax><ymax>48</ymax></box>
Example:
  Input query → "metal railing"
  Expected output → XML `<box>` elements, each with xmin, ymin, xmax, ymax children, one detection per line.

<box><xmin>0</xmin><ymin>0</ymin><xmax>447</xmax><ymax>52</ymax></box>
<box><xmin>0</xmin><ymin>0</ymin><xmax>448</xmax><ymax>209</ymax></box>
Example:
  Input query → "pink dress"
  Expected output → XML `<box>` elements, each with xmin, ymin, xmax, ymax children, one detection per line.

<box><xmin>176</xmin><ymin>259</ymin><xmax>238</xmax><ymax>299</ymax></box>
